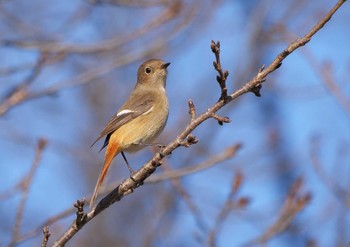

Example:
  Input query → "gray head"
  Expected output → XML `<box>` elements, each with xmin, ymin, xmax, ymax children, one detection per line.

<box><xmin>136</xmin><ymin>59</ymin><xmax>171</xmax><ymax>88</ymax></box>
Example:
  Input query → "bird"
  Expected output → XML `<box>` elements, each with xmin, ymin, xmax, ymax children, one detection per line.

<box><xmin>90</xmin><ymin>59</ymin><xmax>170</xmax><ymax>207</ymax></box>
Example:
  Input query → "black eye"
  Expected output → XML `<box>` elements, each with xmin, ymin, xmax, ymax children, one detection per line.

<box><xmin>145</xmin><ymin>67</ymin><xmax>152</xmax><ymax>74</ymax></box>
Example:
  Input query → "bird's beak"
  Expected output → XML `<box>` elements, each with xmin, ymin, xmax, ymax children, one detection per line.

<box><xmin>162</xmin><ymin>62</ymin><xmax>171</xmax><ymax>69</ymax></box>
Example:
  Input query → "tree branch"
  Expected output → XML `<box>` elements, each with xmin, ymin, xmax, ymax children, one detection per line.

<box><xmin>245</xmin><ymin>178</ymin><xmax>311</xmax><ymax>246</ymax></box>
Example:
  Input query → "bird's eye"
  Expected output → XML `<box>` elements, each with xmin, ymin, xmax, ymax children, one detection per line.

<box><xmin>145</xmin><ymin>67</ymin><xmax>152</xmax><ymax>74</ymax></box>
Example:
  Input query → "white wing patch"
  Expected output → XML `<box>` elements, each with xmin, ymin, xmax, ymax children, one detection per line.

<box><xmin>117</xmin><ymin>109</ymin><xmax>134</xmax><ymax>116</ymax></box>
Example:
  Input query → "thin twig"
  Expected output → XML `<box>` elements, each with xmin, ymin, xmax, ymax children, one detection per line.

<box><xmin>211</xmin><ymin>40</ymin><xmax>229</xmax><ymax>101</ymax></box>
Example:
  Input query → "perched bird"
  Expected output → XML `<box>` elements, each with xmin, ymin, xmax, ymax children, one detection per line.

<box><xmin>90</xmin><ymin>59</ymin><xmax>170</xmax><ymax>207</ymax></box>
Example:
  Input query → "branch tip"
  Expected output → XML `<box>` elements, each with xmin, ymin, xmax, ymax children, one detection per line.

<box><xmin>188</xmin><ymin>99</ymin><xmax>196</xmax><ymax>121</ymax></box>
<box><xmin>212</xmin><ymin>114</ymin><xmax>230</xmax><ymax>125</ymax></box>
<box><xmin>211</xmin><ymin>40</ymin><xmax>229</xmax><ymax>101</ymax></box>
<box><xmin>210</xmin><ymin>40</ymin><xmax>220</xmax><ymax>53</ymax></box>
<box><xmin>41</xmin><ymin>226</ymin><xmax>50</xmax><ymax>247</ymax></box>
<box><xmin>73</xmin><ymin>198</ymin><xmax>86</xmax><ymax>227</ymax></box>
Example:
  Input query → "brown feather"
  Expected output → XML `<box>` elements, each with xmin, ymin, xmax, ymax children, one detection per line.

<box><xmin>90</xmin><ymin>95</ymin><xmax>155</xmax><ymax>148</ymax></box>
<box><xmin>90</xmin><ymin>142</ymin><xmax>120</xmax><ymax>208</ymax></box>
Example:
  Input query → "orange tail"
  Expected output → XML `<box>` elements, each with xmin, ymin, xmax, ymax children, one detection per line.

<box><xmin>90</xmin><ymin>142</ymin><xmax>120</xmax><ymax>208</ymax></box>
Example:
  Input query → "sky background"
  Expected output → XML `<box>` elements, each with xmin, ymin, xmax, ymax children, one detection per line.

<box><xmin>0</xmin><ymin>0</ymin><xmax>350</xmax><ymax>246</ymax></box>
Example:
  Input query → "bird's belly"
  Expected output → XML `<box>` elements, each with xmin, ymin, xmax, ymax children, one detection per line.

<box><xmin>113</xmin><ymin>108</ymin><xmax>168</xmax><ymax>152</ymax></box>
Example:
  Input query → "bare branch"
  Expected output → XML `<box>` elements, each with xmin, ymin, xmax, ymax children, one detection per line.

<box><xmin>211</xmin><ymin>40</ymin><xmax>229</xmax><ymax>101</ymax></box>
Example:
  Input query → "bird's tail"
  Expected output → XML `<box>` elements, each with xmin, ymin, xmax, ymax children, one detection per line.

<box><xmin>90</xmin><ymin>142</ymin><xmax>120</xmax><ymax>208</ymax></box>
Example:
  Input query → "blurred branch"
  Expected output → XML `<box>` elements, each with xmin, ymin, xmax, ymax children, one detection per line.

<box><xmin>15</xmin><ymin>144</ymin><xmax>240</xmax><ymax>243</ymax></box>
<box><xmin>0</xmin><ymin>1</ymin><xmax>198</xmax><ymax>117</ymax></box>
<box><xmin>89</xmin><ymin>0</ymin><xmax>169</xmax><ymax>7</ymax></box>
<box><xmin>0</xmin><ymin>53</ymin><xmax>48</xmax><ymax>116</ymax></box>
<box><xmin>148</xmin><ymin>144</ymin><xmax>242</xmax><ymax>241</ymax></box>
<box><xmin>208</xmin><ymin>172</ymin><xmax>250</xmax><ymax>247</ymax></box>
<box><xmin>0</xmin><ymin>62</ymin><xmax>36</xmax><ymax>77</ymax></box>
<box><xmin>310</xmin><ymin>137</ymin><xmax>350</xmax><ymax>207</ymax></box>
<box><xmin>318</xmin><ymin>62</ymin><xmax>350</xmax><ymax>116</ymax></box>
<box><xmin>291</xmin><ymin>41</ymin><xmax>350</xmax><ymax>117</ymax></box>
<box><xmin>8</xmin><ymin>138</ymin><xmax>48</xmax><ymax>247</ymax></box>
<box><xmin>13</xmin><ymin>207</ymin><xmax>78</xmax><ymax>245</ymax></box>
<box><xmin>245</xmin><ymin>178</ymin><xmax>311</xmax><ymax>246</ymax></box>
<box><xmin>0</xmin><ymin>6</ymin><xmax>44</xmax><ymax>36</ymax></box>
<box><xmin>49</xmin><ymin>1</ymin><xmax>346</xmax><ymax>244</ymax></box>
<box><xmin>0</xmin><ymin>42</ymin><xmax>162</xmax><ymax>116</ymax></box>
<box><xmin>0</xmin><ymin>1</ymin><xmax>181</xmax><ymax>54</ymax></box>
<box><xmin>160</xmin><ymin>159</ymin><xmax>208</xmax><ymax>237</ymax></box>
<box><xmin>147</xmin><ymin>144</ymin><xmax>241</xmax><ymax>183</ymax></box>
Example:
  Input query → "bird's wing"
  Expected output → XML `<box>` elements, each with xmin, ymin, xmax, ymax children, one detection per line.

<box><xmin>91</xmin><ymin>92</ymin><xmax>154</xmax><ymax>149</ymax></box>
